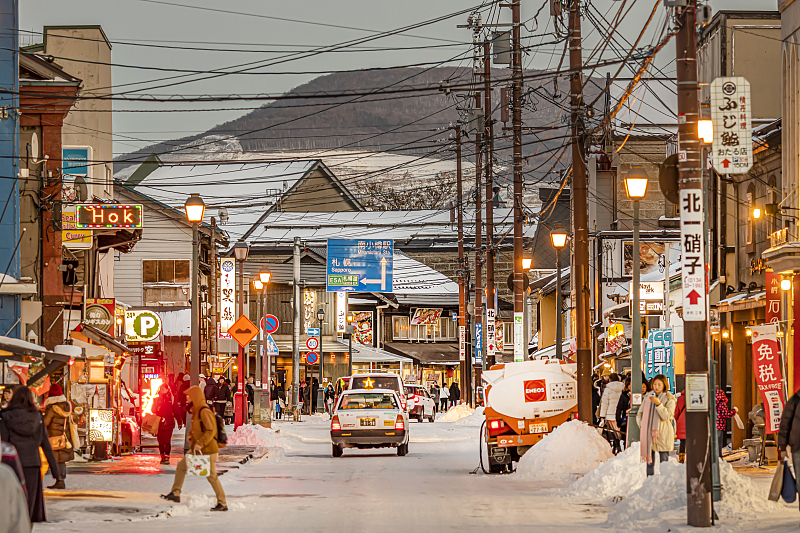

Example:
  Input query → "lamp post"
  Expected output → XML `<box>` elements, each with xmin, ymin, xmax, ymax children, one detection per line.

<box><xmin>550</xmin><ymin>231</ymin><xmax>568</xmax><ymax>360</ymax></box>
<box><xmin>624</xmin><ymin>165</ymin><xmax>649</xmax><ymax>443</ymax></box>
<box><xmin>317</xmin><ymin>308</ymin><xmax>325</xmax><ymax>413</ymax></box>
<box><xmin>259</xmin><ymin>270</ymin><xmax>271</xmax><ymax>416</ymax></box>
<box><xmin>183</xmin><ymin>194</ymin><xmax>205</xmax><ymax>450</ymax></box>
<box><xmin>346</xmin><ymin>313</ymin><xmax>354</xmax><ymax>378</ymax></box>
<box><xmin>233</xmin><ymin>240</ymin><xmax>249</xmax><ymax>428</ymax></box>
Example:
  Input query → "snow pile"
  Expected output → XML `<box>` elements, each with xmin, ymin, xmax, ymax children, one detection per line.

<box><xmin>453</xmin><ymin>406</ymin><xmax>485</xmax><ymax>427</ymax></box>
<box><xmin>438</xmin><ymin>404</ymin><xmax>474</xmax><ymax>423</ymax></box>
<box><xmin>304</xmin><ymin>412</ymin><xmax>331</xmax><ymax>425</ymax></box>
<box><xmin>514</xmin><ymin>420</ymin><xmax>613</xmax><ymax>482</ymax></box>
<box><xmin>226</xmin><ymin>424</ymin><xmax>285</xmax><ymax>448</ymax></box>
<box><xmin>564</xmin><ymin>443</ymin><xmax>646</xmax><ymax>500</ymax></box>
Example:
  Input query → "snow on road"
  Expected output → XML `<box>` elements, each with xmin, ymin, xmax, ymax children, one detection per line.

<box><xmin>33</xmin><ymin>417</ymin><xmax>800</xmax><ymax>533</ymax></box>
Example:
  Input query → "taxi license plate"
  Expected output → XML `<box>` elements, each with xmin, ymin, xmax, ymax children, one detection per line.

<box><xmin>360</xmin><ymin>418</ymin><xmax>376</xmax><ymax>427</ymax></box>
<box><xmin>529</xmin><ymin>422</ymin><xmax>548</xmax><ymax>434</ymax></box>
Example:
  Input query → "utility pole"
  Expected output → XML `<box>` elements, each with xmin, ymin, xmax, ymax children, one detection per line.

<box><xmin>456</xmin><ymin>125</ymin><xmax>470</xmax><ymax>404</ymax></box>
<box><xmin>510</xmin><ymin>0</ymin><xmax>526</xmax><ymax>365</ymax></box>
<box><xmin>568</xmin><ymin>0</ymin><xmax>593</xmax><ymax>422</ymax></box>
<box><xmin>210</xmin><ymin>217</ymin><xmax>217</xmax><ymax>360</ymax></box>
<box><xmin>675</xmin><ymin>0</ymin><xmax>711</xmax><ymax>526</ymax></box>
<box><xmin>292</xmin><ymin>237</ymin><xmax>301</xmax><ymax>417</ymax></box>
<box><xmin>474</xmin><ymin>92</ymin><xmax>484</xmax><ymax>374</ymax></box>
<box><xmin>483</xmin><ymin>40</ymin><xmax>496</xmax><ymax>367</ymax></box>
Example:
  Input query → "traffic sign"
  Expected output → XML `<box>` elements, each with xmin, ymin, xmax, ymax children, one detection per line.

<box><xmin>306</xmin><ymin>336</ymin><xmax>319</xmax><ymax>351</ymax></box>
<box><xmin>262</xmin><ymin>314</ymin><xmax>279</xmax><ymax>334</ymax></box>
<box><xmin>228</xmin><ymin>315</ymin><xmax>258</xmax><ymax>348</ymax></box>
<box><xmin>307</xmin><ymin>328</ymin><xmax>320</xmax><ymax>336</ymax></box>
<box><xmin>126</xmin><ymin>310</ymin><xmax>162</xmax><ymax>342</ymax></box>
<box><xmin>486</xmin><ymin>308</ymin><xmax>496</xmax><ymax>356</ymax></box>
<box><xmin>265</xmin><ymin>333</ymin><xmax>279</xmax><ymax>357</ymax></box>
<box><xmin>307</xmin><ymin>351</ymin><xmax>319</xmax><ymax>364</ymax></box>
<box><xmin>326</xmin><ymin>239</ymin><xmax>393</xmax><ymax>292</ymax></box>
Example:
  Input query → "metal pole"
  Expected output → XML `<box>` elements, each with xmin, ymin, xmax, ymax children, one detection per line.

<box><xmin>474</xmin><ymin>93</ymin><xmax>484</xmax><ymax>372</ymax></box>
<box><xmin>186</xmin><ymin>222</ymin><xmax>200</xmax><ymax>450</ymax></box>
<box><xmin>292</xmin><ymin>237</ymin><xmax>301</xmax><ymax>414</ymax></box>
<box><xmin>210</xmin><ymin>217</ymin><xmax>217</xmax><ymax>359</ymax></box>
<box><xmin>484</xmin><ymin>41</ymin><xmax>496</xmax><ymax>368</ymax></box>
<box><xmin>256</xmin><ymin>289</ymin><xmax>262</xmax><ymax>386</ymax></box>
<box><xmin>319</xmin><ymin>317</ymin><xmax>323</xmax><ymax>412</ymax></box>
<box><xmin>511</xmin><ymin>0</ymin><xmax>525</xmax><ymax>367</ymax></box>
<box><xmin>236</xmin><ymin>258</ymin><xmax>246</xmax><ymax>428</ymax></box>
<box><xmin>264</xmin><ymin>285</ymin><xmax>270</xmax><ymax>420</ymax></box>
<box><xmin>675</xmin><ymin>0</ymin><xmax>711</xmax><ymax>526</ymax></box>
<box><xmin>630</xmin><ymin>200</ymin><xmax>642</xmax><ymax>442</ymax></box>
<box><xmin>348</xmin><ymin>330</ymin><xmax>353</xmax><ymax>379</ymax></box>
<box><xmin>556</xmin><ymin>248</ymin><xmax>563</xmax><ymax>360</ymax></box>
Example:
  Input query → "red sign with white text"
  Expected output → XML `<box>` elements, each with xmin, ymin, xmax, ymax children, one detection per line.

<box><xmin>766</xmin><ymin>270</ymin><xmax>781</xmax><ymax>326</ymax></box>
<box><xmin>524</xmin><ymin>379</ymin><xmax>547</xmax><ymax>403</ymax></box>
<box><xmin>751</xmin><ymin>325</ymin><xmax>785</xmax><ymax>434</ymax></box>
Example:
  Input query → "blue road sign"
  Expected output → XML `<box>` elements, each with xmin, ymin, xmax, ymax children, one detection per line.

<box><xmin>327</xmin><ymin>239</ymin><xmax>393</xmax><ymax>293</ymax></box>
<box><xmin>307</xmin><ymin>351</ymin><xmax>319</xmax><ymax>364</ymax></box>
<box><xmin>307</xmin><ymin>328</ymin><xmax>320</xmax><ymax>336</ymax></box>
<box><xmin>265</xmin><ymin>333</ymin><xmax>279</xmax><ymax>357</ymax></box>
<box><xmin>475</xmin><ymin>323</ymin><xmax>483</xmax><ymax>365</ymax></box>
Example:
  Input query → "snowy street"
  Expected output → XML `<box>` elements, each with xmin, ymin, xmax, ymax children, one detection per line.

<box><xmin>30</xmin><ymin>410</ymin><xmax>800</xmax><ymax>533</ymax></box>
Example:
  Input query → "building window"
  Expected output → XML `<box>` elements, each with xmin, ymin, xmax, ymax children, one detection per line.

<box><xmin>143</xmin><ymin>260</ymin><xmax>191</xmax><ymax>306</ymax></box>
<box><xmin>392</xmin><ymin>316</ymin><xmax>409</xmax><ymax>340</ymax></box>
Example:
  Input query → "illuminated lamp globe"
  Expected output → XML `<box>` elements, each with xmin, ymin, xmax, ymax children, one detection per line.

<box><xmin>753</xmin><ymin>207</ymin><xmax>762</xmax><ymax>220</ymax></box>
<box><xmin>259</xmin><ymin>271</ymin><xmax>271</xmax><ymax>284</ymax></box>
<box><xmin>184</xmin><ymin>194</ymin><xmax>206</xmax><ymax>223</ymax></box>
<box><xmin>624</xmin><ymin>166</ymin><xmax>649</xmax><ymax>199</ymax></box>
<box><xmin>522</xmin><ymin>255</ymin><xmax>533</xmax><ymax>270</ymax></box>
<box><xmin>252</xmin><ymin>279</ymin><xmax>263</xmax><ymax>291</ymax></box>
<box><xmin>698</xmin><ymin>119</ymin><xmax>713</xmax><ymax>144</ymax></box>
<box><xmin>782</xmin><ymin>279</ymin><xmax>792</xmax><ymax>291</ymax></box>
<box><xmin>550</xmin><ymin>231</ymin><xmax>568</xmax><ymax>249</ymax></box>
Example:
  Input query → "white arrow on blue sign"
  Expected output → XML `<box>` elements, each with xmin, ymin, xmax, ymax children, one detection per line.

<box><xmin>326</xmin><ymin>238</ymin><xmax>393</xmax><ymax>293</ymax></box>
<box><xmin>307</xmin><ymin>328</ymin><xmax>320</xmax><ymax>336</ymax></box>
<box><xmin>265</xmin><ymin>333</ymin><xmax>279</xmax><ymax>357</ymax></box>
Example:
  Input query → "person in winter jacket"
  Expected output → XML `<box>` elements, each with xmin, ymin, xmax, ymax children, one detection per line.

<box><xmin>636</xmin><ymin>375</ymin><xmax>676</xmax><ymax>476</ymax></box>
<box><xmin>439</xmin><ymin>385</ymin><xmax>449</xmax><ymax>411</ymax></box>
<box><xmin>153</xmin><ymin>383</ymin><xmax>182</xmax><ymax>464</ymax></box>
<box><xmin>615</xmin><ymin>378</ymin><xmax>631</xmax><ymax>448</ymax></box>
<box><xmin>449</xmin><ymin>382</ymin><xmax>460</xmax><ymax>408</ymax></box>
<box><xmin>0</xmin><ymin>386</ymin><xmax>61</xmax><ymax>522</ymax></box>
<box><xmin>42</xmin><ymin>383</ymin><xmax>73</xmax><ymax>488</ymax></box>
<box><xmin>591</xmin><ymin>376</ymin><xmax>602</xmax><ymax>426</ymax></box>
<box><xmin>204</xmin><ymin>378</ymin><xmax>219</xmax><ymax>408</ymax></box>
<box><xmin>779</xmin><ymin>388</ymin><xmax>800</xmax><ymax>488</ymax></box>
<box><xmin>2</xmin><ymin>385</ymin><xmax>14</xmax><ymax>409</ymax></box>
<box><xmin>161</xmin><ymin>386</ymin><xmax>227</xmax><ymax>512</ymax></box>
<box><xmin>429</xmin><ymin>384</ymin><xmax>440</xmax><ymax>408</ymax></box>
<box><xmin>674</xmin><ymin>391</ymin><xmax>686</xmax><ymax>463</ymax></box>
<box><xmin>715</xmin><ymin>389</ymin><xmax>736</xmax><ymax>454</ymax></box>
<box><xmin>0</xmin><ymin>455</ymin><xmax>30</xmax><ymax>533</ymax></box>
<box><xmin>599</xmin><ymin>374</ymin><xmax>624</xmax><ymax>454</ymax></box>
<box><xmin>214</xmin><ymin>377</ymin><xmax>230</xmax><ymax>420</ymax></box>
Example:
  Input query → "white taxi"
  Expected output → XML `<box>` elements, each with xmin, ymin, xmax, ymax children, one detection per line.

<box><xmin>330</xmin><ymin>388</ymin><xmax>409</xmax><ymax>457</ymax></box>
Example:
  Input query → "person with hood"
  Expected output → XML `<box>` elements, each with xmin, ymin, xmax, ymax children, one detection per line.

<box><xmin>615</xmin><ymin>377</ymin><xmax>631</xmax><ymax>449</ymax></box>
<box><xmin>42</xmin><ymin>383</ymin><xmax>73</xmax><ymax>488</ymax></box>
<box><xmin>214</xmin><ymin>377</ymin><xmax>230</xmax><ymax>420</ymax></box>
<box><xmin>153</xmin><ymin>383</ymin><xmax>182</xmax><ymax>465</ymax></box>
<box><xmin>636</xmin><ymin>375</ymin><xmax>676</xmax><ymax>476</ymax></box>
<box><xmin>204</xmin><ymin>377</ymin><xmax>219</xmax><ymax>408</ymax></box>
<box><xmin>599</xmin><ymin>374</ymin><xmax>624</xmax><ymax>454</ymax></box>
<box><xmin>715</xmin><ymin>389</ymin><xmax>737</xmax><ymax>454</ymax></box>
<box><xmin>449</xmin><ymin>381</ymin><xmax>460</xmax><ymax>408</ymax></box>
<box><xmin>0</xmin><ymin>386</ymin><xmax>61</xmax><ymax>522</ymax></box>
<box><xmin>439</xmin><ymin>383</ymin><xmax>449</xmax><ymax>411</ymax></box>
<box><xmin>161</xmin><ymin>386</ymin><xmax>227</xmax><ymax>512</ymax></box>
<box><xmin>429</xmin><ymin>384</ymin><xmax>440</xmax><ymax>409</ymax></box>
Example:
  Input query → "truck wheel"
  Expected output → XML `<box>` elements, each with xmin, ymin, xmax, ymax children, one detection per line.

<box><xmin>489</xmin><ymin>463</ymin><xmax>505</xmax><ymax>474</ymax></box>
<box><xmin>332</xmin><ymin>444</ymin><xmax>343</xmax><ymax>457</ymax></box>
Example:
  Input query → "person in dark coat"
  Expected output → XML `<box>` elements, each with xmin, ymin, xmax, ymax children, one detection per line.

<box><xmin>449</xmin><ymin>382</ymin><xmax>460</xmax><ymax>408</ymax></box>
<box><xmin>0</xmin><ymin>385</ymin><xmax>61</xmax><ymax>523</ymax></box>
<box><xmin>153</xmin><ymin>383</ymin><xmax>182</xmax><ymax>464</ymax></box>
<box><xmin>674</xmin><ymin>390</ymin><xmax>686</xmax><ymax>463</ymax></box>
<box><xmin>42</xmin><ymin>383</ymin><xmax>73</xmax><ymax>488</ymax></box>
<box><xmin>215</xmin><ymin>377</ymin><xmax>230</xmax><ymax>420</ymax></box>
<box><xmin>311</xmin><ymin>378</ymin><xmax>319</xmax><ymax>414</ymax></box>
<box><xmin>780</xmin><ymin>389</ymin><xmax>800</xmax><ymax>489</ymax></box>
<box><xmin>615</xmin><ymin>377</ymin><xmax>631</xmax><ymax>450</ymax></box>
<box><xmin>204</xmin><ymin>378</ymin><xmax>219</xmax><ymax>408</ymax></box>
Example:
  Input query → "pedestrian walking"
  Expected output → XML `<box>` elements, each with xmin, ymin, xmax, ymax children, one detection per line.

<box><xmin>439</xmin><ymin>384</ymin><xmax>449</xmax><ymax>411</ymax></box>
<box><xmin>674</xmin><ymin>389</ymin><xmax>686</xmax><ymax>463</ymax></box>
<box><xmin>214</xmin><ymin>377</ymin><xmax>230</xmax><ymax>420</ymax></box>
<box><xmin>246</xmin><ymin>376</ymin><xmax>256</xmax><ymax>418</ymax></box>
<box><xmin>636</xmin><ymin>375</ymin><xmax>676</xmax><ymax>476</ymax></box>
<box><xmin>615</xmin><ymin>377</ymin><xmax>631</xmax><ymax>450</ymax></box>
<box><xmin>153</xmin><ymin>383</ymin><xmax>182</xmax><ymax>464</ymax></box>
<box><xmin>779</xmin><ymin>387</ymin><xmax>800</xmax><ymax>491</ymax></box>
<box><xmin>1</xmin><ymin>385</ymin><xmax>14</xmax><ymax>409</ymax></box>
<box><xmin>161</xmin><ymin>386</ymin><xmax>227</xmax><ymax>512</ymax></box>
<box><xmin>449</xmin><ymin>382</ymin><xmax>460</xmax><ymax>408</ymax></box>
<box><xmin>42</xmin><ymin>384</ymin><xmax>73</xmax><ymax>488</ymax></box>
<box><xmin>599</xmin><ymin>374</ymin><xmax>624</xmax><ymax>454</ymax></box>
<box><xmin>715</xmin><ymin>389</ymin><xmax>736</xmax><ymax>454</ymax></box>
<box><xmin>324</xmin><ymin>383</ymin><xmax>335</xmax><ymax>416</ymax></box>
<box><xmin>429</xmin><ymin>384</ymin><xmax>440</xmax><ymax>410</ymax></box>
<box><xmin>223</xmin><ymin>378</ymin><xmax>234</xmax><ymax>424</ymax></box>
<box><xmin>204</xmin><ymin>377</ymin><xmax>219</xmax><ymax>409</ymax></box>
<box><xmin>0</xmin><ymin>458</ymin><xmax>30</xmax><ymax>533</ymax></box>
<box><xmin>0</xmin><ymin>386</ymin><xmax>61</xmax><ymax>523</ymax></box>
<box><xmin>311</xmin><ymin>378</ymin><xmax>319</xmax><ymax>414</ymax></box>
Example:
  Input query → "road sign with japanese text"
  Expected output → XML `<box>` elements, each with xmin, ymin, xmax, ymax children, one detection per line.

<box><xmin>711</xmin><ymin>77</ymin><xmax>752</xmax><ymax>175</ymax></box>
<box><xmin>751</xmin><ymin>325</ymin><xmax>785</xmax><ymax>434</ymax></box>
<box><xmin>486</xmin><ymin>308</ymin><xmax>496</xmax><ymax>356</ymax></box>
<box><xmin>679</xmin><ymin>189</ymin><xmax>706</xmax><ymax>321</ymax></box>
<box><xmin>474</xmin><ymin>323</ymin><xmax>483</xmax><ymax>365</ymax></box>
<box><xmin>326</xmin><ymin>239</ymin><xmax>393</xmax><ymax>292</ymax></box>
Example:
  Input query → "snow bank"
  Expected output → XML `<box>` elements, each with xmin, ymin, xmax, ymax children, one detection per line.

<box><xmin>514</xmin><ymin>420</ymin><xmax>613</xmax><ymax>482</ymax></box>
<box><xmin>564</xmin><ymin>443</ymin><xmax>646</xmax><ymax>500</ymax></box>
<box><xmin>303</xmin><ymin>412</ymin><xmax>331</xmax><ymax>425</ymax></box>
<box><xmin>438</xmin><ymin>404</ymin><xmax>474</xmax><ymax>422</ymax></box>
<box><xmin>453</xmin><ymin>406</ymin><xmax>485</xmax><ymax>427</ymax></box>
<box><xmin>227</xmin><ymin>424</ymin><xmax>285</xmax><ymax>448</ymax></box>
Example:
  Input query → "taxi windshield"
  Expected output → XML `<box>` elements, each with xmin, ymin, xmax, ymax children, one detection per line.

<box><xmin>339</xmin><ymin>393</ymin><xmax>397</xmax><ymax>410</ymax></box>
<box><xmin>351</xmin><ymin>376</ymin><xmax>400</xmax><ymax>392</ymax></box>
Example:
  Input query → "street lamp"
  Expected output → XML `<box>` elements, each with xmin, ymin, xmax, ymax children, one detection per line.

<box><xmin>317</xmin><ymin>308</ymin><xmax>325</xmax><ymax>413</ymax></box>
<box><xmin>346</xmin><ymin>313</ymin><xmax>354</xmax><ymax>378</ymax></box>
<box><xmin>625</xmin><ymin>166</ymin><xmax>648</xmax><ymax>443</ymax></box>
<box><xmin>550</xmin><ymin>230</ymin><xmax>568</xmax><ymax>361</ymax></box>
<box><xmin>232</xmin><ymin>240</ymin><xmax>249</xmax><ymax>428</ymax></box>
<box><xmin>753</xmin><ymin>207</ymin><xmax>762</xmax><ymax>220</ymax></box>
<box><xmin>183</xmin><ymin>194</ymin><xmax>205</xmax><ymax>451</ymax></box>
<box><xmin>256</xmin><ymin>269</ymin><xmax>271</xmax><ymax>426</ymax></box>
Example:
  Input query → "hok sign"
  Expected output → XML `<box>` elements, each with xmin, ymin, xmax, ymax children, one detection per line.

<box><xmin>77</xmin><ymin>204</ymin><xmax>143</xmax><ymax>229</ymax></box>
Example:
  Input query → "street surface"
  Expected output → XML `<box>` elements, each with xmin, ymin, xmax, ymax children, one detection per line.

<box><xmin>33</xmin><ymin>413</ymin><xmax>800</xmax><ymax>533</ymax></box>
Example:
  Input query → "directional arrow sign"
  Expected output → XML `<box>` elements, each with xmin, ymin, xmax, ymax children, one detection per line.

<box><xmin>686</xmin><ymin>290</ymin><xmax>702</xmax><ymax>305</ymax></box>
<box><xmin>327</xmin><ymin>239</ymin><xmax>393</xmax><ymax>293</ymax></box>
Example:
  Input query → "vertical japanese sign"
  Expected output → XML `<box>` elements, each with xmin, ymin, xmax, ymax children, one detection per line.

<box><xmin>679</xmin><ymin>189</ymin><xmax>706</xmax><ymax>321</ymax></box>
<box><xmin>303</xmin><ymin>289</ymin><xmax>316</xmax><ymax>335</ymax></box>
<box><xmin>644</xmin><ymin>329</ymin><xmax>674</xmax><ymax>392</ymax></box>
<box><xmin>474</xmin><ymin>323</ymin><xmax>483</xmax><ymax>365</ymax></box>
<box><xmin>513</xmin><ymin>312</ymin><xmax>524</xmax><ymax>362</ymax></box>
<box><xmin>459</xmin><ymin>325</ymin><xmax>465</xmax><ymax>361</ymax></box>
<box><xmin>219</xmin><ymin>258</ymin><xmax>235</xmax><ymax>339</ymax></box>
<box><xmin>751</xmin><ymin>324</ymin><xmax>785</xmax><ymax>434</ymax></box>
<box><xmin>336</xmin><ymin>292</ymin><xmax>347</xmax><ymax>333</ymax></box>
<box><xmin>486</xmin><ymin>308</ymin><xmax>496</xmax><ymax>356</ymax></box>
<box><xmin>765</xmin><ymin>270</ymin><xmax>781</xmax><ymax>325</ymax></box>
<box><xmin>710</xmin><ymin>77</ymin><xmax>753</xmax><ymax>175</ymax></box>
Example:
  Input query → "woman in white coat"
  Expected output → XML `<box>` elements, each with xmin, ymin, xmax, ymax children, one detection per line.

<box><xmin>599</xmin><ymin>374</ymin><xmax>624</xmax><ymax>453</ymax></box>
<box><xmin>636</xmin><ymin>374</ymin><xmax>677</xmax><ymax>476</ymax></box>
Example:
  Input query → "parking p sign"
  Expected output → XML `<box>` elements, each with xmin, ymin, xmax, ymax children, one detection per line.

<box><xmin>126</xmin><ymin>310</ymin><xmax>162</xmax><ymax>342</ymax></box>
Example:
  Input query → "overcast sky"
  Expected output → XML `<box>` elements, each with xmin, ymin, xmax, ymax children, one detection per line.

<box><xmin>21</xmin><ymin>0</ymin><xmax>765</xmax><ymax>156</ymax></box>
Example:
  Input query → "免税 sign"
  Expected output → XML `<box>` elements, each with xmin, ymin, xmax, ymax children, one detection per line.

<box><xmin>327</xmin><ymin>239</ymin><xmax>393</xmax><ymax>292</ymax></box>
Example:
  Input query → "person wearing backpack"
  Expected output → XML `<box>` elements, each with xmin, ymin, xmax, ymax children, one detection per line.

<box><xmin>161</xmin><ymin>386</ymin><xmax>227</xmax><ymax>512</ymax></box>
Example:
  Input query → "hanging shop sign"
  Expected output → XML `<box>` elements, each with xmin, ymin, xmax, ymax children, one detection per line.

<box><xmin>88</xmin><ymin>408</ymin><xmax>115</xmax><ymax>442</ymax></box>
<box><xmin>496</xmin><ymin>322</ymin><xmax>504</xmax><ymax>352</ymax></box>
<box><xmin>85</xmin><ymin>298</ymin><xmax>115</xmax><ymax>334</ymax></box>
<box><xmin>751</xmin><ymin>324</ymin><xmax>785</xmax><ymax>434</ymax></box>
<box><xmin>474</xmin><ymin>323</ymin><xmax>483</xmax><ymax>365</ymax></box>
<box><xmin>411</xmin><ymin>308</ymin><xmax>443</xmax><ymax>326</ymax></box>
<box><xmin>486</xmin><ymin>308</ymin><xmax>496</xmax><ymax>357</ymax></box>
<box><xmin>765</xmin><ymin>270</ymin><xmax>781</xmax><ymax>326</ymax></box>
<box><xmin>125</xmin><ymin>310</ymin><xmax>162</xmax><ymax>342</ymax></box>
<box><xmin>127</xmin><ymin>343</ymin><xmax>162</xmax><ymax>358</ymax></box>
<box><xmin>352</xmin><ymin>311</ymin><xmax>373</xmax><ymax>346</ymax></box>
<box><xmin>459</xmin><ymin>325</ymin><xmax>465</xmax><ymax>361</ymax></box>
<box><xmin>710</xmin><ymin>76</ymin><xmax>753</xmax><ymax>175</ymax></box>
<box><xmin>606</xmin><ymin>322</ymin><xmax>627</xmax><ymax>354</ymax></box>
<box><xmin>76</xmin><ymin>204</ymin><xmax>143</xmax><ymax>229</ymax></box>
<box><xmin>219</xmin><ymin>258</ymin><xmax>236</xmax><ymax>339</ymax></box>
<box><xmin>336</xmin><ymin>292</ymin><xmax>347</xmax><ymax>333</ymax></box>
<box><xmin>629</xmin><ymin>281</ymin><xmax>665</xmax><ymax>316</ymax></box>
<box><xmin>303</xmin><ymin>289</ymin><xmax>316</xmax><ymax>335</ymax></box>
<box><xmin>61</xmin><ymin>205</ymin><xmax>92</xmax><ymax>249</ymax></box>
<box><xmin>644</xmin><ymin>329</ymin><xmax>675</xmax><ymax>392</ymax></box>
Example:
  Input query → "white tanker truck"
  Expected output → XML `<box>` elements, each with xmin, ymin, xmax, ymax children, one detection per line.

<box><xmin>481</xmin><ymin>359</ymin><xmax>578</xmax><ymax>473</ymax></box>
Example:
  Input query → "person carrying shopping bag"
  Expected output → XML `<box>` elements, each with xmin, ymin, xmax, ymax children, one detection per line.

<box><xmin>161</xmin><ymin>386</ymin><xmax>227</xmax><ymax>511</ymax></box>
<box><xmin>636</xmin><ymin>375</ymin><xmax>676</xmax><ymax>476</ymax></box>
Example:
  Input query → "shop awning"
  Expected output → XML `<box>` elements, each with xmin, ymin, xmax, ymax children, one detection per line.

<box><xmin>383</xmin><ymin>341</ymin><xmax>460</xmax><ymax>365</ymax></box>
<box><xmin>0</xmin><ymin>336</ymin><xmax>86</xmax><ymax>385</ymax></box>
<box><xmin>716</xmin><ymin>291</ymin><xmax>765</xmax><ymax>313</ymax></box>
<box><xmin>530</xmin><ymin>339</ymin><xmax>572</xmax><ymax>360</ymax></box>
<box><xmin>75</xmin><ymin>324</ymin><xmax>131</xmax><ymax>356</ymax></box>
<box><xmin>352</xmin><ymin>344</ymin><xmax>413</xmax><ymax>364</ymax></box>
